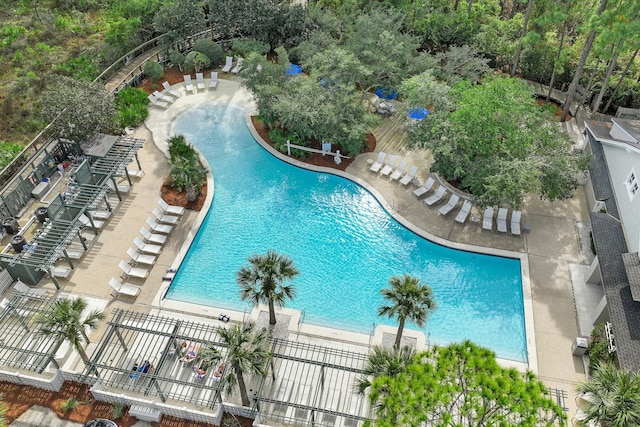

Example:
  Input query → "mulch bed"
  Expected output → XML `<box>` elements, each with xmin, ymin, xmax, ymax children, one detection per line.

<box><xmin>0</xmin><ymin>380</ymin><xmax>253</xmax><ymax>427</ymax></box>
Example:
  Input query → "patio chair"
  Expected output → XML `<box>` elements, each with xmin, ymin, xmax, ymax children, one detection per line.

<box><xmin>231</xmin><ymin>57</ymin><xmax>244</xmax><ymax>74</ymax></box>
<box><xmin>152</xmin><ymin>207</ymin><xmax>180</xmax><ymax>225</ymax></box>
<box><xmin>14</xmin><ymin>280</ymin><xmax>48</xmax><ymax>296</ymax></box>
<box><xmin>454</xmin><ymin>200</ymin><xmax>473</xmax><ymax>224</ymax></box>
<box><xmin>147</xmin><ymin>94</ymin><xmax>169</xmax><ymax>109</ymax></box>
<box><xmin>133</xmin><ymin>236</ymin><xmax>163</xmax><ymax>255</ymax></box>
<box><xmin>209</xmin><ymin>71</ymin><xmax>219</xmax><ymax>90</ymax></box>
<box><xmin>380</xmin><ymin>155</ymin><xmax>398</xmax><ymax>176</ymax></box>
<box><xmin>162</xmin><ymin>81</ymin><xmax>181</xmax><ymax>98</ymax></box>
<box><xmin>221</xmin><ymin>56</ymin><xmax>233</xmax><ymax>73</ymax></box>
<box><xmin>89</xmin><ymin>210</ymin><xmax>112</xmax><ymax>220</ymax></box>
<box><xmin>152</xmin><ymin>90</ymin><xmax>175</xmax><ymax>104</ymax></box>
<box><xmin>139</xmin><ymin>227</ymin><xmax>168</xmax><ymax>245</ymax></box>
<box><xmin>389</xmin><ymin>159</ymin><xmax>408</xmax><ymax>181</ymax></box>
<box><xmin>127</xmin><ymin>247</ymin><xmax>156</xmax><ymax>266</ymax></box>
<box><xmin>438</xmin><ymin>194</ymin><xmax>460</xmax><ymax>216</ymax></box>
<box><xmin>497</xmin><ymin>208</ymin><xmax>508</xmax><ymax>233</ymax></box>
<box><xmin>413</xmin><ymin>177</ymin><xmax>435</xmax><ymax>197</ymax></box>
<box><xmin>399</xmin><ymin>165</ymin><xmax>418</xmax><ymax>186</ymax></box>
<box><xmin>369</xmin><ymin>152</ymin><xmax>387</xmax><ymax>173</ymax></box>
<box><xmin>79</xmin><ymin>214</ymin><xmax>105</xmax><ymax>230</ymax></box>
<box><xmin>108</xmin><ymin>277</ymin><xmax>141</xmax><ymax>298</ymax></box>
<box><xmin>179</xmin><ymin>342</ymin><xmax>200</xmax><ymax>364</ymax></box>
<box><xmin>196</xmin><ymin>72</ymin><xmax>206</xmax><ymax>91</ymax></box>
<box><xmin>183</xmin><ymin>75</ymin><xmax>195</xmax><ymax>95</ymax></box>
<box><xmin>158</xmin><ymin>198</ymin><xmax>185</xmax><ymax>216</ymax></box>
<box><xmin>424</xmin><ymin>186</ymin><xmax>446</xmax><ymax>206</ymax></box>
<box><xmin>51</xmin><ymin>266</ymin><xmax>73</xmax><ymax>279</ymax></box>
<box><xmin>482</xmin><ymin>207</ymin><xmax>494</xmax><ymax>231</ymax></box>
<box><xmin>118</xmin><ymin>260</ymin><xmax>149</xmax><ymax>279</ymax></box>
<box><xmin>511</xmin><ymin>210</ymin><xmax>522</xmax><ymax>235</ymax></box>
<box><xmin>146</xmin><ymin>217</ymin><xmax>173</xmax><ymax>234</ymax></box>
<box><xmin>107</xmin><ymin>180</ymin><xmax>131</xmax><ymax>194</ymax></box>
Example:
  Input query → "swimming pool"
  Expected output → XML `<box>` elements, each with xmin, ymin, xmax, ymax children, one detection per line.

<box><xmin>167</xmin><ymin>103</ymin><xmax>527</xmax><ymax>362</ymax></box>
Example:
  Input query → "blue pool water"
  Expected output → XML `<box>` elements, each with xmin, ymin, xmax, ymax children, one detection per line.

<box><xmin>167</xmin><ymin>103</ymin><xmax>527</xmax><ymax>362</ymax></box>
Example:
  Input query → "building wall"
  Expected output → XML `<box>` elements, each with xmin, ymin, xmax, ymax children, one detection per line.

<box><xmin>601</xmin><ymin>144</ymin><xmax>640</xmax><ymax>252</ymax></box>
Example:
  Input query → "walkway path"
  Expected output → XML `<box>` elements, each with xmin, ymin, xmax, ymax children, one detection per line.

<box><xmin>103</xmin><ymin>46</ymin><xmax>163</xmax><ymax>94</ymax></box>
<box><xmin>10</xmin><ymin>405</ymin><xmax>153</xmax><ymax>427</ymax></box>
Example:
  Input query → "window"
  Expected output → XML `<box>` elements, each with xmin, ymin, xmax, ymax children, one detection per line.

<box><xmin>625</xmin><ymin>170</ymin><xmax>639</xmax><ymax>200</ymax></box>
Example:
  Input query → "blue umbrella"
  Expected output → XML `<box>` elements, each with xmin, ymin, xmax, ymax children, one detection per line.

<box><xmin>286</xmin><ymin>64</ymin><xmax>303</xmax><ymax>76</ymax></box>
<box><xmin>375</xmin><ymin>88</ymin><xmax>398</xmax><ymax>100</ymax></box>
<box><xmin>408</xmin><ymin>108</ymin><xmax>429</xmax><ymax>120</ymax></box>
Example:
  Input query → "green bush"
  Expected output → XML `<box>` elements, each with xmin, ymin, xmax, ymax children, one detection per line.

<box><xmin>231</xmin><ymin>39</ymin><xmax>270</xmax><ymax>57</ymax></box>
<box><xmin>588</xmin><ymin>323</ymin><xmax>618</xmax><ymax>374</ymax></box>
<box><xmin>56</xmin><ymin>55</ymin><xmax>99</xmax><ymax>81</ymax></box>
<box><xmin>192</xmin><ymin>39</ymin><xmax>223</xmax><ymax>67</ymax></box>
<box><xmin>0</xmin><ymin>141</ymin><xmax>24</xmax><ymax>170</ymax></box>
<box><xmin>168</xmin><ymin>135</ymin><xmax>196</xmax><ymax>161</ymax></box>
<box><xmin>268</xmin><ymin>128</ymin><xmax>309</xmax><ymax>158</ymax></box>
<box><xmin>143</xmin><ymin>60</ymin><xmax>164</xmax><ymax>81</ymax></box>
<box><xmin>184</xmin><ymin>51</ymin><xmax>210</xmax><ymax>73</ymax></box>
<box><xmin>115</xmin><ymin>87</ymin><xmax>149</xmax><ymax>128</ymax></box>
<box><xmin>109</xmin><ymin>402</ymin><xmax>125</xmax><ymax>419</ymax></box>
<box><xmin>167</xmin><ymin>134</ymin><xmax>206</xmax><ymax>202</ymax></box>
<box><xmin>169</xmin><ymin>50</ymin><xmax>185</xmax><ymax>71</ymax></box>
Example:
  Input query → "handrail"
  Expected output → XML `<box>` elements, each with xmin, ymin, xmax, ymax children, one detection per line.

<box><xmin>94</xmin><ymin>34</ymin><xmax>167</xmax><ymax>85</ymax></box>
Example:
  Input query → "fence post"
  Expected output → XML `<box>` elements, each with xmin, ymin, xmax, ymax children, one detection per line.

<box><xmin>286</xmin><ymin>140</ymin><xmax>291</xmax><ymax>156</ymax></box>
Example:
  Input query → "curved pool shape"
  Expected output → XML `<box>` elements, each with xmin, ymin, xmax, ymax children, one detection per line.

<box><xmin>167</xmin><ymin>103</ymin><xmax>526</xmax><ymax>362</ymax></box>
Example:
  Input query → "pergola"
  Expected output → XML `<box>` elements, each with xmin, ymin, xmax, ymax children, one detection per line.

<box><xmin>84</xmin><ymin>310</ymin><xmax>373</xmax><ymax>426</ymax></box>
<box><xmin>0</xmin><ymin>291</ymin><xmax>62</xmax><ymax>374</ymax></box>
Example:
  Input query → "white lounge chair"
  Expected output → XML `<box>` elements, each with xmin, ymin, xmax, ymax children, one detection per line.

<box><xmin>482</xmin><ymin>207</ymin><xmax>494</xmax><ymax>231</ymax></box>
<box><xmin>399</xmin><ymin>165</ymin><xmax>418</xmax><ymax>186</ymax></box>
<box><xmin>424</xmin><ymin>186</ymin><xmax>446</xmax><ymax>206</ymax></box>
<box><xmin>231</xmin><ymin>58</ymin><xmax>244</xmax><ymax>74</ymax></box>
<box><xmin>380</xmin><ymin>155</ymin><xmax>398</xmax><ymax>176</ymax></box>
<box><xmin>369</xmin><ymin>152</ymin><xmax>387</xmax><ymax>173</ymax></box>
<box><xmin>152</xmin><ymin>207</ymin><xmax>180</xmax><ymax>225</ymax></box>
<box><xmin>52</xmin><ymin>266</ymin><xmax>73</xmax><ymax>279</ymax></box>
<box><xmin>133</xmin><ymin>236</ymin><xmax>162</xmax><ymax>255</ymax></box>
<box><xmin>183</xmin><ymin>75</ymin><xmax>195</xmax><ymax>94</ymax></box>
<box><xmin>146</xmin><ymin>217</ymin><xmax>173</xmax><ymax>234</ymax></box>
<box><xmin>158</xmin><ymin>198</ymin><xmax>185</xmax><ymax>216</ymax></box>
<box><xmin>497</xmin><ymin>208</ymin><xmax>508</xmax><ymax>233</ymax></box>
<box><xmin>196</xmin><ymin>72</ymin><xmax>206</xmax><ymax>91</ymax></box>
<box><xmin>413</xmin><ymin>177</ymin><xmax>435</xmax><ymax>197</ymax></box>
<box><xmin>90</xmin><ymin>210</ymin><xmax>112</xmax><ymax>220</ymax></box>
<box><xmin>209</xmin><ymin>71</ymin><xmax>219</xmax><ymax>90</ymax></box>
<box><xmin>108</xmin><ymin>277</ymin><xmax>141</xmax><ymax>298</ymax></box>
<box><xmin>139</xmin><ymin>227</ymin><xmax>167</xmax><ymax>245</ymax></box>
<box><xmin>127</xmin><ymin>247</ymin><xmax>156</xmax><ymax>266</ymax></box>
<box><xmin>162</xmin><ymin>81</ymin><xmax>181</xmax><ymax>98</ymax></box>
<box><xmin>511</xmin><ymin>210</ymin><xmax>522</xmax><ymax>235</ymax></box>
<box><xmin>128</xmin><ymin>168</ymin><xmax>145</xmax><ymax>179</ymax></box>
<box><xmin>389</xmin><ymin>159</ymin><xmax>408</xmax><ymax>181</ymax></box>
<box><xmin>107</xmin><ymin>180</ymin><xmax>131</xmax><ymax>194</ymax></box>
<box><xmin>221</xmin><ymin>56</ymin><xmax>233</xmax><ymax>73</ymax></box>
<box><xmin>118</xmin><ymin>260</ymin><xmax>149</xmax><ymax>279</ymax></box>
<box><xmin>14</xmin><ymin>280</ymin><xmax>48</xmax><ymax>296</ymax></box>
<box><xmin>152</xmin><ymin>90</ymin><xmax>175</xmax><ymax>104</ymax></box>
<box><xmin>79</xmin><ymin>214</ymin><xmax>105</xmax><ymax>230</ymax></box>
<box><xmin>147</xmin><ymin>94</ymin><xmax>169</xmax><ymax>108</ymax></box>
<box><xmin>438</xmin><ymin>194</ymin><xmax>460</xmax><ymax>216</ymax></box>
<box><xmin>455</xmin><ymin>200</ymin><xmax>473</xmax><ymax>224</ymax></box>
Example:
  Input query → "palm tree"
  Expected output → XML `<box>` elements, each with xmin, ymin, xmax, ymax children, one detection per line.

<box><xmin>198</xmin><ymin>342</ymin><xmax>222</xmax><ymax>372</ymax></box>
<box><xmin>237</xmin><ymin>250</ymin><xmax>299</xmax><ymax>325</ymax></box>
<box><xmin>34</xmin><ymin>297</ymin><xmax>105</xmax><ymax>364</ymax></box>
<box><xmin>217</xmin><ymin>323</ymin><xmax>271</xmax><ymax>407</ymax></box>
<box><xmin>378</xmin><ymin>274</ymin><xmax>436</xmax><ymax>349</ymax></box>
<box><xmin>576</xmin><ymin>363</ymin><xmax>640</xmax><ymax>427</ymax></box>
<box><xmin>355</xmin><ymin>345</ymin><xmax>415</xmax><ymax>395</ymax></box>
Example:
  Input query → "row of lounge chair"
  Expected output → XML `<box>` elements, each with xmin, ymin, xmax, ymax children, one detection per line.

<box><xmin>221</xmin><ymin>56</ymin><xmax>244</xmax><ymax>74</ymax></box>
<box><xmin>369</xmin><ymin>152</ymin><xmax>418</xmax><ymax>186</ymax></box>
<box><xmin>109</xmin><ymin>198</ymin><xmax>185</xmax><ymax>297</ymax></box>
<box><xmin>482</xmin><ymin>207</ymin><xmax>522</xmax><ymax>235</ymax></box>
<box><xmin>183</xmin><ymin>72</ymin><xmax>219</xmax><ymax>95</ymax></box>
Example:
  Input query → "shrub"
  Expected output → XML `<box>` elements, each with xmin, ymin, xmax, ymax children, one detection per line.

<box><xmin>55</xmin><ymin>55</ymin><xmax>99</xmax><ymax>81</ymax></box>
<box><xmin>110</xmin><ymin>402</ymin><xmax>125</xmax><ymax>419</ymax></box>
<box><xmin>0</xmin><ymin>141</ymin><xmax>24</xmax><ymax>170</ymax></box>
<box><xmin>231</xmin><ymin>39</ymin><xmax>270</xmax><ymax>57</ymax></box>
<box><xmin>115</xmin><ymin>87</ymin><xmax>149</xmax><ymax>129</ymax></box>
<box><xmin>184</xmin><ymin>51</ymin><xmax>210</xmax><ymax>72</ymax></box>
<box><xmin>169</xmin><ymin>50</ymin><xmax>185</xmax><ymax>71</ymax></box>
<box><xmin>192</xmin><ymin>39</ymin><xmax>223</xmax><ymax>67</ymax></box>
<box><xmin>60</xmin><ymin>397</ymin><xmax>81</xmax><ymax>413</ymax></box>
<box><xmin>588</xmin><ymin>323</ymin><xmax>618</xmax><ymax>374</ymax></box>
<box><xmin>268</xmin><ymin>128</ymin><xmax>309</xmax><ymax>158</ymax></box>
<box><xmin>167</xmin><ymin>135</ymin><xmax>195</xmax><ymax>160</ymax></box>
<box><xmin>143</xmin><ymin>60</ymin><xmax>164</xmax><ymax>81</ymax></box>
<box><xmin>167</xmin><ymin>134</ymin><xmax>207</xmax><ymax>202</ymax></box>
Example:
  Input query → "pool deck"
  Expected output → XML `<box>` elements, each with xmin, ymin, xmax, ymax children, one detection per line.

<box><xmin>33</xmin><ymin>78</ymin><xmax>587</xmax><ymax>418</ymax></box>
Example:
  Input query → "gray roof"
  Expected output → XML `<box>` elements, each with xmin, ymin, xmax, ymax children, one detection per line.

<box><xmin>612</xmin><ymin>118</ymin><xmax>640</xmax><ymax>143</ymax></box>
<box><xmin>588</xmin><ymin>133</ymin><xmax>620</xmax><ymax>219</ymax></box>
<box><xmin>589</xmin><ymin>212</ymin><xmax>640</xmax><ymax>371</ymax></box>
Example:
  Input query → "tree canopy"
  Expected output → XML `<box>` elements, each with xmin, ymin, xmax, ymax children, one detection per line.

<box><xmin>366</xmin><ymin>341</ymin><xmax>565</xmax><ymax>427</ymax></box>
<box><xmin>407</xmin><ymin>75</ymin><xmax>589</xmax><ymax>208</ymax></box>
